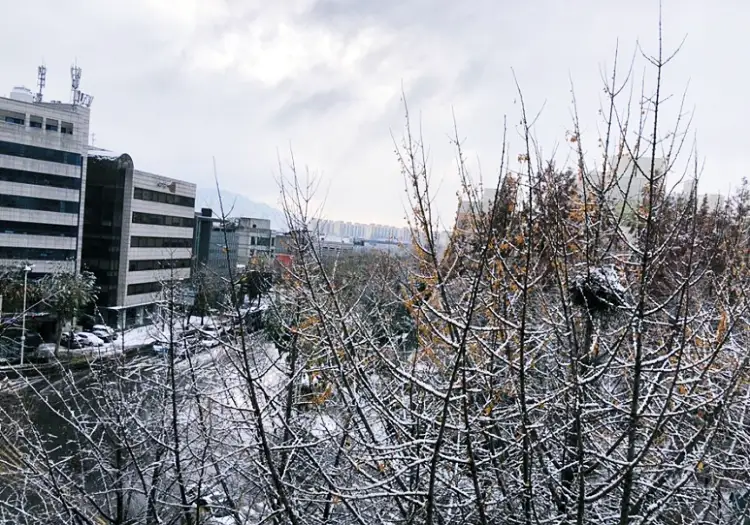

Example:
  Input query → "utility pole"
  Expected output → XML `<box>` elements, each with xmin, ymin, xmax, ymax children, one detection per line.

<box><xmin>20</xmin><ymin>264</ymin><xmax>33</xmax><ymax>365</ymax></box>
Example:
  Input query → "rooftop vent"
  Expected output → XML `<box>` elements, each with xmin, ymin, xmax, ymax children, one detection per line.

<box><xmin>9</xmin><ymin>86</ymin><xmax>34</xmax><ymax>103</ymax></box>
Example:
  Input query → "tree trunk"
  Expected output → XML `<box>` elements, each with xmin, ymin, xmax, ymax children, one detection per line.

<box><xmin>54</xmin><ymin>317</ymin><xmax>64</xmax><ymax>358</ymax></box>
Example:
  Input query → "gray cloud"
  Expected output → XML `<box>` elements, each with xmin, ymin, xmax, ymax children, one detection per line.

<box><xmin>1</xmin><ymin>0</ymin><xmax>746</xmax><ymax>224</ymax></box>
<box><xmin>273</xmin><ymin>88</ymin><xmax>353</xmax><ymax>125</ymax></box>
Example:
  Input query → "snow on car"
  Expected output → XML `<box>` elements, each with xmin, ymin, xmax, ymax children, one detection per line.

<box><xmin>76</xmin><ymin>332</ymin><xmax>105</xmax><ymax>347</ymax></box>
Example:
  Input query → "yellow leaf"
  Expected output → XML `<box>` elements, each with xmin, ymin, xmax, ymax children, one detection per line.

<box><xmin>697</xmin><ymin>460</ymin><xmax>705</xmax><ymax>473</ymax></box>
<box><xmin>715</xmin><ymin>309</ymin><xmax>728</xmax><ymax>342</ymax></box>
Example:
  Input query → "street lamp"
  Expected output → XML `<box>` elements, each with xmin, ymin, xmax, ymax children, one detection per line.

<box><xmin>20</xmin><ymin>264</ymin><xmax>33</xmax><ymax>366</ymax></box>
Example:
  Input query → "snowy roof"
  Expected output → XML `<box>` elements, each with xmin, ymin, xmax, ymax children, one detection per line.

<box><xmin>88</xmin><ymin>147</ymin><xmax>126</xmax><ymax>160</ymax></box>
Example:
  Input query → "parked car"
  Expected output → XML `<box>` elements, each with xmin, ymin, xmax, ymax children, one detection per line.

<box><xmin>0</xmin><ymin>327</ymin><xmax>43</xmax><ymax>349</ymax></box>
<box><xmin>153</xmin><ymin>340</ymin><xmax>192</xmax><ymax>360</ymax></box>
<box><xmin>199</xmin><ymin>323</ymin><xmax>223</xmax><ymax>348</ymax></box>
<box><xmin>60</xmin><ymin>333</ymin><xmax>84</xmax><ymax>349</ymax></box>
<box><xmin>75</xmin><ymin>332</ymin><xmax>105</xmax><ymax>347</ymax></box>
<box><xmin>200</xmin><ymin>337</ymin><xmax>221</xmax><ymax>349</ymax></box>
<box><xmin>92</xmin><ymin>329</ymin><xmax>115</xmax><ymax>343</ymax></box>
<box><xmin>92</xmin><ymin>324</ymin><xmax>118</xmax><ymax>339</ymax></box>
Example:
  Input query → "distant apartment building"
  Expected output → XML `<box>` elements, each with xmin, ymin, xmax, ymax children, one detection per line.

<box><xmin>83</xmin><ymin>148</ymin><xmax>195</xmax><ymax>327</ymax></box>
<box><xmin>0</xmin><ymin>86</ymin><xmax>90</xmax><ymax>275</ymax></box>
<box><xmin>681</xmin><ymin>179</ymin><xmax>725</xmax><ymax>210</ymax></box>
<box><xmin>205</xmin><ymin>217</ymin><xmax>275</xmax><ymax>278</ymax></box>
<box><xmin>309</xmin><ymin>218</ymin><xmax>410</xmax><ymax>242</ymax></box>
<box><xmin>577</xmin><ymin>156</ymin><xmax>667</xmax><ymax>209</ymax></box>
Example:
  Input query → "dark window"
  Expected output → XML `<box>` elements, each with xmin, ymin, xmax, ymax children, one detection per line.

<box><xmin>126</xmin><ymin>281</ymin><xmax>163</xmax><ymax>296</ymax></box>
<box><xmin>29</xmin><ymin>121</ymin><xmax>43</xmax><ymax>129</ymax></box>
<box><xmin>0</xmin><ymin>167</ymin><xmax>81</xmax><ymax>190</ymax></box>
<box><xmin>4</xmin><ymin>116</ymin><xmax>24</xmax><ymax>125</ymax></box>
<box><xmin>0</xmin><ymin>220</ymin><xmax>77</xmax><ymax>237</ymax></box>
<box><xmin>130</xmin><ymin>236</ymin><xmax>192</xmax><ymax>248</ymax></box>
<box><xmin>257</xmin><ymin>236</ymin><xmax>271</xmax><ymax>247</ymax></box>
<box><xmin>133</xmin><ymin>187</ymin><xmax>195</xmax><ymax>208</ymax></box>
<box><xmin>132</xmin><ymin>212</ymin><xmax>194</xmax><ymax>228</ymax></box>
<box><xmin>0</xmin><ymin>140</ymin><xmax>82</xmax><ymax>166</ymax></box>
<box><xmin>0</xmin><ymin>194</ymin><xmax>79</xmax><ymax>214</ymax></box>
<box><xmin>45</xmin><ymin>123</ymin><xmax>58</xmax><ymax>132</ymax></box>
<box><xmin>0</xmin><ymin>246</ymin><xmax>74</xmax><ymax>261</ymax></box>
<box><xmin>128</xmin><ymin>258</ymin><xmax>192</xmax><ymax>272</ymax></box>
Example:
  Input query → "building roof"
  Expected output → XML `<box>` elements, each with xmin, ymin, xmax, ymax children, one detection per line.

<box><xmin>88</xmin><ymin>146</ymin><xmax>126</xmax><ymax>160</ymax></box>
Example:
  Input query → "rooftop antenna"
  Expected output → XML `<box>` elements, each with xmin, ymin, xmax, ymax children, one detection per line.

<box><xmin>70</xmin><ymin>62</ymin><xmax>82</xmax><ymax>105</ymax></box>
<box><xmin>69</xmin><ymin>62</ymin><xmax>94</xmax><ymax>108</ymax></box>
<box><xmin>35</xmin><ymin>64</ymin><xmax>46</xmax><ymax>103</ymax></box>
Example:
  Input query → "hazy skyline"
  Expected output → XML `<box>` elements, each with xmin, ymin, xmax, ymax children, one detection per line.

<box><xmin>2</xmin><ymin>1</ymin><xmax>746</xmax><ymax>226</ymax></box>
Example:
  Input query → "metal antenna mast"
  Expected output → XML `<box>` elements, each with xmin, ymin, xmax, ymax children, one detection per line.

<box><xmin>35</xmin><ymin>65</ymin><xmax>46</xmax><ymax>103</ymax></box>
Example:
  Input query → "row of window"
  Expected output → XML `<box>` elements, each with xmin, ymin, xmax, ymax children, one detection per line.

<box><xmin>133</xmin><ymin>187</ymin><xmax>195</xmax><ymax>208</ymax></box>
<box><xmin>130</xmin><ymin>236</ymin><xmax>192</xmax><ymax>249</ymax></box>
<box><xmin>126</xmin><ymin>281</ymin><xmax>162</xmax><ymax>296</ymax></box>
<box><xmin>3</xmin><ymin>114</ymin><xmax>72</xmax><ymax>133</ymax></box>
<box><xmin>252</xmin><ymin>236</ymin><xmax>274</xmax><ymax>246</ymax></box>
<box><xmin>0</xmin><ymin>220</ymin><xmax>78</xmax><ymax>237</ymax></box>
<box><xmin>128</xmin><ymin>258</ymin><xmax>192</xmax><ymax>272</ymax></box>
<box><xmin>0</xmin><ymin>247</ymin><xmax>75</xmax><ymax>261</ymax></box>
<box><xmin>0</xmin><ymin>140</ymin><xmax>83</xmax><ymax>166</ymax></box>
<box><xmin>0</xmin><ymin>167</ymin><xmax>81</xmax><ymax>190</ymax></box>
<box><xmin>0</xmin><ymin>193</ymin><xmax>79</xmax><ymax>214</ymax></box>
<box><xmin>132</xmin><ymin>212</ymin><xmax>194</xmax><ymax>229</ymax></box>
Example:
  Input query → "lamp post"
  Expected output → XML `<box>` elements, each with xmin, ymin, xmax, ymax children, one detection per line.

<box><xmin>20</xmin><ymin>264</ymin><xmax>33</xmax><ymax>365</ymax></box>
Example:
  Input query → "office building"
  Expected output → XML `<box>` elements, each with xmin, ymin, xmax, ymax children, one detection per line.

<box><xmin>192</xmin><ymin>207</ymin><xmax>218</xmax><ymax>272</ymax></box>
<box><xmin>83</xmin><ymin>148</ymin><xmax>195</xmax><ymax>327</ymax></box>
<box><xmin>0</xmin><ymin>86</ymin><xmax>90</xmax><ymax>275</ymax></box>
<box><xmin>206</xmin><ymin>217</ymin><xmax>274</xmax><ymax>277</ymax></box>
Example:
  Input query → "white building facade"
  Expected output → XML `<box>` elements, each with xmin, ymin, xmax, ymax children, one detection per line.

<box><xmin>84</xmin><ymin>150</ymin><xmax>195</xmax><ymax>328</ymax></box>
<box><xmin>0</xmin><ymin>87</ymin><xmax>90</xmax><ymax>275</ymax></box>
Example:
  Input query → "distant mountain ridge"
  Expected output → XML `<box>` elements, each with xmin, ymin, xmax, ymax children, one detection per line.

<box><xmin>195</xmin><ymin>188</ymin><xmax>287</xmax><ymax>230</ymax></box>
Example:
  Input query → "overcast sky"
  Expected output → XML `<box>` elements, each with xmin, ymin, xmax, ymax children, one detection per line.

<box><xmin>2</xmin><ymin>1</ymin><xmax>746</xmax><ymax>226</ymax></box>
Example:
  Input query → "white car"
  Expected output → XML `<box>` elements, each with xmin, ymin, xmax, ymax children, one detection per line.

<box><xmin>76</xmin><ymin>332</ymin><xmax>105</xmax><ymax>347</ymax></box>
<box><xmin>92</xmin><ymin>324</ymin><xmax>117</xmax><ymax>339</ymax></box>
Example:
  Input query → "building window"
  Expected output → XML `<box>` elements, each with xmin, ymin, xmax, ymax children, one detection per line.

<box><xmin>0</xmin><ymin>194</ymin><xmax>79</xmax><ymax>214</ymax></box>
<box><xmin>133</xmin><ymin>187</ymin><xmax>195</xmax><ymax>208</ymax></box>
<box><xmin>0</xmin><ymin>140</ymin><xmax>82</xmax><ymax>166</ymax></box>
<box><xmin>130</xmin><ymin>236</ymin><xmax>192</xmax><ymax>248</ymax></box>
<box><xmin>132</xmin><ymin>212</ymin><xmax>194</xmax><ymax>228</ymax></box>
<box><xmin>126</xmin><ymin>281</ymin><xmax>163</xmax><ymax>296</ymax></box>
<box><xmin>128</xmin><ymin>258</ymin><xmax>192</xmax><ymax>272</ymax></box>
<box><xmin>0</xmin><ymin>246</ymin><xmax>75</xmax><ymax>261</ymax></box>
<box><xmin>0</xmin><ymin>220</ymin><xmax>77</xmax><ymax>237</ymax></box>
<box><xmin>0</xmin><ymin>167</ymin><xmax>81</xmax><ymax>190</ymax></box>
<box><xmin>46</xmin><ymin>121</ymin><xmax>58</xmax><ymax>132</ymax></box>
